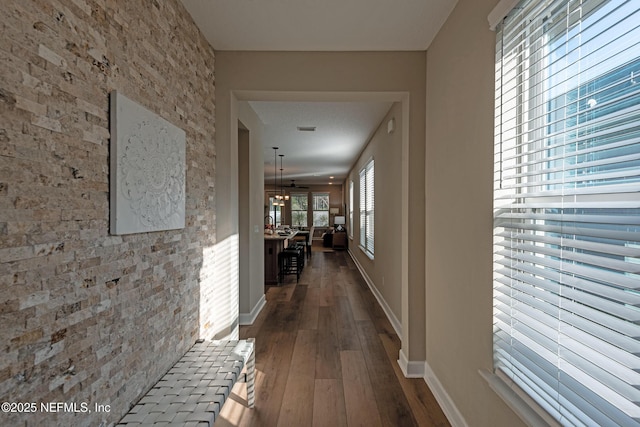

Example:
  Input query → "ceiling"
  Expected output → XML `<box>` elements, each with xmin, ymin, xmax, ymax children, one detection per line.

<box><xmin>181</xmin><ymin>0</ymin><xmax>458</xmax><ymax>186</ymax></box>
<box><xmin>180</xmin><ymin>0</ymin><xmax>458</xmax><ymax>51</ymax></box>
<box><xmin>251</xmin><ymin>101</ymin><xmax>394</xmax><ymax>186</ymax></box>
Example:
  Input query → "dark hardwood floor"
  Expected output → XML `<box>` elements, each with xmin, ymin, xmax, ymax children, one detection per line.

<box><xmin>216</xmin><ymin>245</ymin><xmax>451</xmax><ymax>426</ymax></box>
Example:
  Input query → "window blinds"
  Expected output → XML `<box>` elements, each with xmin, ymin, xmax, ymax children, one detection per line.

<box><xmin>360</xmin><ymin>167</ymin><xmax>366</xmax><ymax>249</ymax></box>
<box><xmin>360</xmin><ymin>159</ymin><xmax>374</xmax><ymax>256</ymax></box>
<box><xmin>493</xmin><ymin>0</ymin><xmax>640</xmax><ymax>425</ymax></box>
<box><xmin>366</xmin><ymin>161</ymin><xmax>374</xmax><ymax>255</ymax></box>
<box><xmin>349</xmin><ymin>180</ymin><xmax>354</xmax><ymax>237</ymax></box>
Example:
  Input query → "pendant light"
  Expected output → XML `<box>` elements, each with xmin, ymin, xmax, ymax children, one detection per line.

<box><xmin>272</xmin><ymin>147</ymin><xmax>279</xmax><ymax>207</ymax></box>
<box><xmin>281</xmin><ymin>155</ymin><xmax>289</xmax><ymax>201</ymax></box>
<box><xmin>278</xmin><ymin>154</ymin><xmax>285</xmax><ymax>206</ymax></box>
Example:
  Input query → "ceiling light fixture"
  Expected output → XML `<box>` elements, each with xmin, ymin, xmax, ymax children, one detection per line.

<box><xmin>297</xmin><ymin>126</ymin><xmax>316</xmax><ymax>132</ymax></box>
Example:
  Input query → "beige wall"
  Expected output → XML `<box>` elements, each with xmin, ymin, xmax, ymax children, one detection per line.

<box><xmin>0</xmin><ymin>1</ymin><xmax>218</xmax><ymax>425</ymax></box>
<box><xmin>237</xmin><ymin>102</ymin><xmax>267</xmax><ymax>319</ymax></box>
<box><xmin>347</xmin><ymin>102</ymin><xmax>403</xmax><ymax>322</ymax></box>
<box><xmin>0</xmin><ymin>0</ymin><xmax>529</xmax><ymax>425</ymax></box>
<box><xmin>216</xmin><ymin>51</ymin><xmax>427</xmax><ymax>361</ymax></box>
<box><xmin>425</xmin><ymin>0</ymin><xmax>524</xmax><ymax>425</ymax></box>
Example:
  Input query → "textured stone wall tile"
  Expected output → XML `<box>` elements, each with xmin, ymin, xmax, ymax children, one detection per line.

<box><xmin>15</xmin><ymin>95</ymin><xmax>47</xmax><ymax>116</ymax></box>
<box><xmin>1</xmin><ymin>0</ymin><xmax>217</xmax><ymax>425</ymax></box>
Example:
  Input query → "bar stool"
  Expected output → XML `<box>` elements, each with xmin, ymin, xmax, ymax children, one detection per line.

<box><xmin>287</xmin><ymin>244</ymin><xmax>305</xmax><ymax>271</ymax></box>
<box><xmin>290</xmin><ymin>241</ymin><xmax>305</xmax><ymax>268</ymax></box>
<box><xmin>278</xmin><ymin>247</ymin><xmax>302</xmax><ymax>282</ymax></box>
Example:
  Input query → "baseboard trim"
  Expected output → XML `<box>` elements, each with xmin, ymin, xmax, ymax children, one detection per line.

<box><xmin>398</xmin><ymin>348</ymin><xmax>425</xmax><ymax>378</ymax></box>
<box><xmin>347</xmin><ymin>249</ymin><xmax>402</xmax><ymax>337</ymax></box>
<box><xmin>239</xmin><ymin>294</ymin><xmax>266</xmax><ymax>325</ymax></box>
<box><xmin>346</xmin><ymin>250</ymin><xmax>466</xmax><ymax>427</ymax></box>
<box><xmin>424</xmin><ymin>361</ymin><xmax>468</xmax><ymax>427</ymax></box>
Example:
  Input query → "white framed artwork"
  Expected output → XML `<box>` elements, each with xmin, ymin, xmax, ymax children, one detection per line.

<box><xmin>109</xmin><ymin>91</ymin><xmax>186</xmax><ymax>235</ymax></box>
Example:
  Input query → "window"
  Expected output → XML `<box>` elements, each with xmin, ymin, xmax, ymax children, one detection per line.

<box><xmin>290</xmin><ymin>193</ymin><xmax>308</xmax><ymax>227</ymax></box>
<box><xmin>312</xmin><ymin>193</ymin><xmax>329</xmax><ymax>227</ymax></box>
<box><xmin>359</xmin><ymin>159</ymin><xmax>374</xmax><ymax>257</ymax></box>
<box><xmin>349</xmin><ymin>180</ymin><xmax>354</xmax><ymax>238</ymax></box>
<box><xmin>493</xmin><ymin>1</ymin><xmax>640</xmax><ymax>425</ymax></box>
<box><xmin>268</xmin><ymin>196</ymin><xmax>281</xmax><ymax>227</ymax></box>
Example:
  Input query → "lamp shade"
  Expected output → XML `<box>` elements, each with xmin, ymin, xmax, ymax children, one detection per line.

<box><xmin>334</xmin><ymin>216</ymin><xmax>346</xmax><ymax>225</ymax></box>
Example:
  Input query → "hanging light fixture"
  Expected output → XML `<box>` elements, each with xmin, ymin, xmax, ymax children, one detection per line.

<box><xmin>278</xmin><ymin>154</ymin><xmax>286</xmax><ymax>206</ymax></box>
<box><xmin>272</xmin><ymin>147</ymin><xmax>279</xmax><ymax>207</ymax></box>
<box><xmin>282</xmin><ymin>155</ymin><xmax>289</xmax><ymax>201</ymax></box>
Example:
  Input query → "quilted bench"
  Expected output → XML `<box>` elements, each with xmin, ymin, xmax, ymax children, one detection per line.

<box><xmin>117</xmin><ymin>338</ymin><xmax>255</xmax><ymax>426</ymax></box>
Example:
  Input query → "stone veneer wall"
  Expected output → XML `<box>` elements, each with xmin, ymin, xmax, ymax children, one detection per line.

<box><xmin>0</xmin><ymin>1</ymin><xmax>216</xmax><ymax>425</ymax></box>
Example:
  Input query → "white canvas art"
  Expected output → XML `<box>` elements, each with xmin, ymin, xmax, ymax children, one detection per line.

<box><xmin>110</xmin><ymin>91</ymin><xmax>186</xmax><ymax>235</ymax></box>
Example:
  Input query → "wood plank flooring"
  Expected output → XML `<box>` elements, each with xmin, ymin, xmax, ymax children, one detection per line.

<box><xmin>216</xmin><ymin>246</ymin><xmax>451</xmax><ymax>427</ymax></box>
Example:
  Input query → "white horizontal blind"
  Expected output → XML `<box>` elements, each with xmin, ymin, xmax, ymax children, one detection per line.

<box><xmin>349</xmin><ymin>179</ymin><xmax>354</xmax><ymax>238</ymax></box>
<box><xmin>359</xmin><ymin>159</ymin><xmax>374</xmax><ymax>256</ymax></box>
<box><xmin>493</xmin><ymin>1</ymin><xmax>640</xmax><ymax>425</ymax></box>
<box><xmin>366</xmin><ymin>160</ymin><xmax>374</xmax><ymax>255</ymax></box>
<box><xmin>360</xmin><ymin>167</ymin><xmax>367</xmax><ymax>249</ymax></box>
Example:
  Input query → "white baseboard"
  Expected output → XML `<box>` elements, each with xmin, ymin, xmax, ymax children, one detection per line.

<box><xmin>346</xmin><ymin>251</ymin><xmax>465</xmax><ymax>427</ymax></box>
<box><xmin>347</xmin><ymin>249</ymin><xmax>402</xmax><ymax>337</ymax></box>
<box><xmin>398</xmin><ymin>350</ymin><xmax>467</xmax><ymax>426</ymax></box>
<box><xmin>398</xmin><ymin>348</ymin><xmax>425</xmax><ymax>378</ymax></box>
<box><xmin>239</xmin><ymin>294</ymin><xmax>266</xmax><ymax>325</ymax></box>
<box><xmin>424</xmin><ymin>361</ymin><xmax>468</xmax><ymax>427</ymax></box>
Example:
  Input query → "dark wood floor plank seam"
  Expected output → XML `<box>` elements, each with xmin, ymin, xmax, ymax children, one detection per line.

<box><xmin>217</xmin><ymin>248</ymin><xmax>450</xmax><ymax>427</ymax></box>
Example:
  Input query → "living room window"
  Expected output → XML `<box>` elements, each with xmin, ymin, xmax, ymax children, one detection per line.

<box><xmin>312</xmin><ymin>193</ymin><xmax>330</xmax><ymax>227</ymax></box>
<box><xmin>290</xmin><ymin>193</ymin><xmax>308</xmax><ymax>227</ymax></box>
<box><xmin>268</xmin><ymin>196</ymin><xmax>282</xmax><ymax>227</ymax></box>
<box><xmin>359</xmin><ymin>159</ymin><xmax>374</xmax><ymax>257</ymax></box>
<box><xmin>492</xmin><ymin>1</ymin><xmax>640</xmax><ymax>425</ymax></box>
